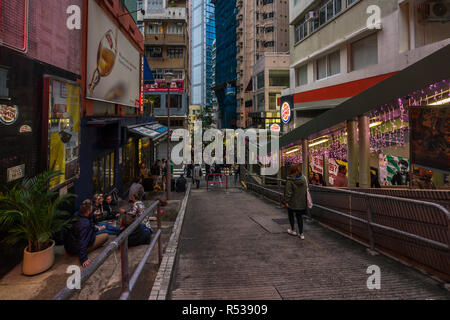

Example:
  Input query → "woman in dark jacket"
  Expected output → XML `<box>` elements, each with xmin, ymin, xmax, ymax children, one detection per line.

<box><xmin>284</xmin><ymin>164</ymin><xmax>308</xmax><ymax>240</ymax></box>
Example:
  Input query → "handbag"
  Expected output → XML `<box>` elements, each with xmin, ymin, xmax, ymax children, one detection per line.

<box><xmin>306</xmin><ymin>181</ymin><xmax>313</xmax><ymax>209</ymax></box>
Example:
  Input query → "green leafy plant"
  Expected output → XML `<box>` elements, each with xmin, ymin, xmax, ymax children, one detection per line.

<box><xmin>0</xmin><ymin>171</ymin><xmax>75</xmax><ymax>253</ymax></box>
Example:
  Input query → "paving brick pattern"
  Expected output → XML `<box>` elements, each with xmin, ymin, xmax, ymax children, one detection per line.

<box><xmin>170</xmin><ymin>189</ymin><xmax>450</xmax><ymax>300</ymax></box>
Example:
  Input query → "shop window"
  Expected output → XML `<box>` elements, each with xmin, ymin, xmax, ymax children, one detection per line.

<box><xmin>269</xmin><ymin>93</ymin><xmax>278</xmax><ymax>110</ymax></box>
<box><xmin>122</xmin><ymin>140</ymin><xmax>137</xmax><ymax>189</ymax></box>
<box><xmin>93</xmin><ymin>152</ymin><xmax>115</xmax><ymax>195</ymax></box>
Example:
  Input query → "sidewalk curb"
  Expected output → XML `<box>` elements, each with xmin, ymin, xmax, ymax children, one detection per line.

<box><xmin>148</xmin><ymin>183</ymin><xmax>191</xmax><ymax>300</ymax></box>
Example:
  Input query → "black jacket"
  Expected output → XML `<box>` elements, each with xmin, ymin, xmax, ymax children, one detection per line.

<box><xmin>64</xmin><ymin>212</ymin><xmax>97</xmax><ymax>264</ymax></box>
<box><xmin>176</xmin><ymin>176</ymin><xmax>187</xmax><ymax>192</ymax></box>
<box><xmin>125</xmin><ymin>224</ymin><xmax>152</xmax><ymax>247</ymax></box>
<box><xmin>93</xmin><ymin>203</ymin><xmax>117</xmax><ymax>223</ymax></box>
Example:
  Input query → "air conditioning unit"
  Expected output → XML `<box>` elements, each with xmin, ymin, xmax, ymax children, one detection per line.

<box><xmin>305</xmin><ymin>10</ymin><xmax>318</xmax><ymax>21</ymax></box>
<box><xmin>422</xmin><ymin>1</ymin><xmax>450</xmax><ymax>21</ymax></box>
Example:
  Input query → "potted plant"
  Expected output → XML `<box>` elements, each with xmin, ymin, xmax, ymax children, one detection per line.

<box><xmin>0</xmin><ymin>171</ymin><xmax>75</xmax><ymax>276</ymax></box>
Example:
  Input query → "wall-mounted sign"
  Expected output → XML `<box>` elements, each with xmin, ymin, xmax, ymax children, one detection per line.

<box><xmin>270</xmin><ymin>123</ymin><xmax>281</xmax><ymax>132</ymax></box>
<box><xmin>281</xmin><ymin>102</ymin><xmax>291</xmax><ymax>124</ymax></box>
<box><xmin>19</xmin><ymin>125</ymin><xmax>32</xmax><ymax>133</ymax></box>
<box><xmin>144</xmin><ymin>80</ymin><xmax>184</xmax><ymax>93</ymax></box>
<box><xmin>0</xmin><ymin>104</ymin><xmax>19</xmax><ymax>125</ymax></box>
<box><xmin>7</xmin><ymin>164</ymin><xmax>25</xmax><ymax>183</ymax></box>
<box><xmin>87</xmin><ymin>0</ymin><xmax>140</xmax><ymax>108</ymax></box>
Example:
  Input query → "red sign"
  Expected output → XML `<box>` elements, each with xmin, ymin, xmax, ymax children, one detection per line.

<box><xmin>144</xmin><ymin>80</ymin><xmax>184</xmax><ymax>93</ymax></box>
<box><xmin>0</xmin><ymin>105</ymin><xmax>19</xmax><ymax>125</ymax></box>
<box><xmin>281</xmin><ymin>102</ymin><xmax>291</xmax><ymax>124</ymax></box>
<box><xmin>270</xmin><ymin>123</ymin><xmax>280</xmax><ymax>132</ymax></box>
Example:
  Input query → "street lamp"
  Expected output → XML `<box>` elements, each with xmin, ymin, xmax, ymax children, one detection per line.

<box><xmin>165</xmin><ymin>71</ymin><xmax>174</xmax><ymax>201</ymax></box>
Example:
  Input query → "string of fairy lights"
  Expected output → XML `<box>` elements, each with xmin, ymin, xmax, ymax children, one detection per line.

<box><xmin>281</xmin><ymin>79</ymin><xmax>450</xmax><ymax>165</ymax></box>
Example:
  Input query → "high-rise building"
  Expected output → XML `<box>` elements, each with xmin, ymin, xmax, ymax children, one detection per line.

<box><xmin>213</xmin><ymin>0</ymin><xmax>238</xmax><ymax>129</ymax></box>
<box><xmin>190</xmin><ymin>0</ymin><xmax>216</xmax><ymax>119</ymax></box>
<box><xmin>138</xmin><ymin>0</ymin><xmax>190</xmax><ymax>157</ymax></box>
<box><xmin>236</xmin><ymin>0</ymin><xmax>290</xmax><ymax>128</ymax></box>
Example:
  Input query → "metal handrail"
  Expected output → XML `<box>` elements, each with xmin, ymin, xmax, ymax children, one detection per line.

<box><xmin>245</xmin><ymin>174</ymin><xmax>450</xmax><ymax>251</ymax></box>
<box><xmin>53</xmin><ymin>200</ymin><xmax>162</xmax><ymax>300</ymax></box>
<box><xmin>206</xmin><ymin>173</ymin><xmax>228</xmax><ymax>191</ymax></box>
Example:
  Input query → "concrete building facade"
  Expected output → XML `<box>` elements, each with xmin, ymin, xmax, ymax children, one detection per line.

<box><xmin>283</xmin><ymin>0</ymin><xmax>450</xmax><ymax>131</ymax></box>
<box><xmin>138</xmin><ymin>0</ymin><xmax>190</xmax><ymax>129</ymax></box>
<box><xmin>236</xmin><ymin>0</ymin><xmax>291</xmax><ymax>128</ymax></box>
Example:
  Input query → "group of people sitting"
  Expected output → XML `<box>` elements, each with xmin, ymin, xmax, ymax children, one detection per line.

<box><xmin>64</xmin><ymin>191</ymin><xmax>152</xmax><ymax>268</ymax></box>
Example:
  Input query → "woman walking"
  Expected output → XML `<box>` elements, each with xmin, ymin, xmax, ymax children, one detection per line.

<box><xmin>284</xmin><ymin>164</ymin><xmax>308</xmax><ymax>240</ymax></box>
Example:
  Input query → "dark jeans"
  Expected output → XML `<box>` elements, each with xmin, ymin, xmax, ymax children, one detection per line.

<box><xmin>195</xmin><ymin>179</ymin><xmax>200</xmax><ymax>189</ymax></box>
<box><xmin>287</xmin><ymin>209</ymin><xmax>307</xmax><ymax>234</ymax></box>
<box><xmin>96</xmin><ymin>223</ymin><xmax>121</xmax><ymax>236</ymax></box>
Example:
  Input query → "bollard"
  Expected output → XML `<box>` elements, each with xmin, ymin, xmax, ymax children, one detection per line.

<box><xmin>120</xmin><ymin>238</ymin><xmax>130</xmax><ymax>298</ymax></box>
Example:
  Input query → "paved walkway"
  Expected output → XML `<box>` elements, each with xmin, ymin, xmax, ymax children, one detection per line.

<box><xmin>170</xmin><ymin>187</ymin><xmax>450</xmax><ymax>300</ymax></box>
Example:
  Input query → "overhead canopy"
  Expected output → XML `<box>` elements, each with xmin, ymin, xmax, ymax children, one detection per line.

<box><xmin>144</xmin><ymin>57</ymin><xmax>155</xmax><ymax>84</ymax></box>
<box><xmin>128</xmin><ymin>122</ymin><xmax>168</xmax><ymax>141</ymax></box>
<box><xmin>269</xmin><ymin>43</ymin><xmax>450</xmax><ymax>152</ymax></box>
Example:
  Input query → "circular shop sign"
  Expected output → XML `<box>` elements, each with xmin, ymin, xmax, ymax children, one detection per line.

<box><xmin>0</xmin><ymin>104</ymin><xmax>19</xmax><ymax>125</ymax></box>
<box><xmin>270</xmin><ymin>123</ymin><xmax>281</xmax><ymax>132</ymax></box>
<box><xmin>281</xmin><ymin>102</ymin><xmax>291</xmax><ymax>124</ymax></box>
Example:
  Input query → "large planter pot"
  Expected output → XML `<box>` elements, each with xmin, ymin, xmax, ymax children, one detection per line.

<box><xmin>22</xmin><ymin>240</ymin><xmax>55</xmax><ymax>276</ymax></box>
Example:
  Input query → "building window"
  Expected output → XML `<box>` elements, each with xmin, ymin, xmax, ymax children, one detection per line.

<box><xmin>256</xmin><ymin>72</ymin><xmax>265</xmax><ymax>90</ymax></box>
<box><xmin>269</xmin><ymin>70</ymin><xmax>289</xmax><ymax>87</ymax></box>
<box><xmin>263</xmin><ymin>0</ymin><xmax>274</xmax><ymax>4</ymax></box>
<box><xmin>311</xmin><ymin>0</ymin><xmax>343</xmax><ymax>33</ymax></box>
<box><xmin>350</xmin><ymin>33</ymin><xmax>378</xmax><ymax>71</ymax></box>
<box><xmin>294</xmin><ymin>20</ymin><xmax>308</xmax><ymax>43</ymax></box>
<box><xmin>147</xmin><ymin>0</ymin><xmax>163</xmax><ymax>11</ymax></box>
<box><xmin>269</xmin><ymin>93</ymin><xmax>278</xmax><ymax>110</ymax></box>
<box><xmin>316</xmin><ymin>50</ymin><xmax>340</xmax><ymax>80</ymax></box>
<box><xmin>265</xmin><ymin>26</ymin><xmax>275</xmax><ymax>33</ymax></box>
<box><xmin>167</xmin><ymin>47</ymin><xmax>183</xmax><ymax>58</ymax></box>
<box><xmin>168</xmin><ymin>94</ymin><xmax>182</xmax><ymax>109</ymax></box>
<box><xmin>146</xmin><ymin>46</ymin><xmax>162</xmax><ymax>58</ymax></box>
<box><xmin>347</xmin><ymin>0</ymin><xmax>357</xmax><ymax>6</ymax></box>
<box><xmin>263</xmin><ymin>41</ymin><xmax>275</xmax><ymax>47</ymax></box>
<box><xmin>263</xmin><ymin>12</ymin><xmax>274</xmax><ymax>19</ymax></box>
<box><xmin>257</xmin><ymin>93</ymin><xmax>265</xmax><ymax>111</ymax></box>
<box><xmin>147</xmin><ymin>22</ymin><xmax>163</xmax><ymax>34</ymax></box>
<box><xmin>296</xmin><ymin>64</ymin><xmax>308</xmax><ymax>86</ymax></box>
<box><xmin>167</xmin><ymin>23</ymin><xmax>183</xmax><ymax>34</ymax></box>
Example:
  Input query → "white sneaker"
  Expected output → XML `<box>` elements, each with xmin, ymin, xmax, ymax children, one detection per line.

<box><xmin>287</xmin><ymin>229</ymin><xmax>298</xmax><ymax>236</ymax></box>
<box><xmin>299</xmin><ymin>233</ymin><xmax>305</xmax><ymax>240</ymax></box>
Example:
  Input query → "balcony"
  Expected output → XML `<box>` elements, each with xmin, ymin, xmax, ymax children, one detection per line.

<box><xmin>138</xmin><ymin>7</ymin><xmax>187</xmax><ymax>21</ymax></box>
<box><xmin>145</xmin><ymin>33</ymin><xmax>186</xmax><ymax>46</ymax></box>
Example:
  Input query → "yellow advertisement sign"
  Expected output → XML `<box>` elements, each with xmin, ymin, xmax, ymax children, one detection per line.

<box><xmin>48</xmin><ymin>79</ymin><xmax>81</xmax><ymax>189</ymax></box>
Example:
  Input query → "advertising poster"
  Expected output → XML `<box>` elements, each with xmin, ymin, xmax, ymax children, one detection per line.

<box><xmin>87</xmin><ymin>0</ymin><xmax>140</xmax><ymax>107</ymax></box>
<box><xmin>48</xmin><ymin>78</ymin><xmax>80</xmax><ymax>189</ymax></box>
<box><xmin>379</xmin><ymin>154</ymin><xmax>410</xmax><ymax>186</ymax></box>
<box><xmin>310</xmin><ymin>155</ymin><xmax>324</xmax><ymax>174</ymax></box>
<box><xmin>410</xmin><ymin>105</ymin><xmax>450</xmax><ymax>173</ymax></box>
<box><xmin>328</xmin><ymin>158</ymin><xmax>348</xmax><ymax>186</ymax></box>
